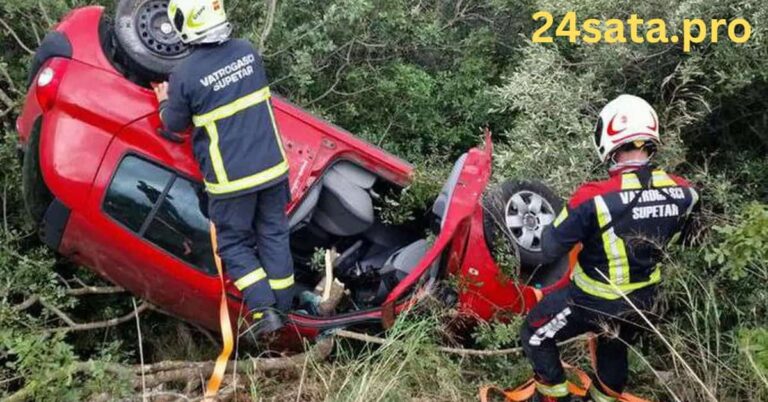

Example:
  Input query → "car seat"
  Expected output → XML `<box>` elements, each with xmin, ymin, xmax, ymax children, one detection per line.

<box><xmin>371</xmin><ymin>239</ymin><xmax>429</xmax><ymax>304</ymax></box>
<box><xmin>431</xmin><ymin>153</ymin><xmax>467</xmax><ymax>228</ymax></box>
<box><xmin>312</xmin><ymin>162</ymin><xmax>377</xmax><ymax>237</ymax></box>
<box><xmin>288</xmin><ymin>184</ymin><xmax>321</xmax><ymax>230</ymax></box>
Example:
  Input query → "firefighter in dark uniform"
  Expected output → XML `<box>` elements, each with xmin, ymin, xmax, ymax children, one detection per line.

<box><xmin>519</xmin><ymin>95</ymin><xmax>700</xmax><ymax>402</ymax></box>
<box><xmin>154</xmin><ymin>0</ymin><xmax>293</xmax><ymax>336</ymax></box>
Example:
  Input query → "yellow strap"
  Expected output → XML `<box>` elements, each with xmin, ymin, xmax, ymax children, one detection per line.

<box><xmin>204</xmin><ymin>224</ymin><xmax>234</xmax><ymax>399</ymax></box>
<box><xmin>193</xmin><ymin>87</ymin><xmax>272</xmax><ymax>127</ymax></box>
<box><xmin>594</xmin><ymin>196</ymin><xmax>631</xmax><ymax>285</ymax></box>
<box><xmin>233</xmin><ymin>268</ymin><xmax>267</xmax><ymax>290</ymax></box>
<box><xmin>204</xmin><ymin>160</ymin><xmax>289</xmax><ymax>195</ymax></box>
<box><xmin>269</xmin><ymin>274</ymin><xmax>295</xmax><ymax>290</ymax></box>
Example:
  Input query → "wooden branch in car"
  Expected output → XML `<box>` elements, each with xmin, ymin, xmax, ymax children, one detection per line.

<box><xmin>318</xmin><ymin>279</ymin><xmax>345</xmax><ymax>316</ymax></box>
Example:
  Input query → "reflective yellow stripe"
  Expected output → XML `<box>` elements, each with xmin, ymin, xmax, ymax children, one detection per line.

<box><xmin>204</xmin><ymin>160</ymin><xmax>289</xmax><ymax>195</ymax></box>
<box><xmin>621</xmin><ymin>173</ymin><xmax>642</xmax><ymax>190</ymax></box>
<box><xmin>686</xmin><ymin>187</ymin><xmax>699</xmax><ymax>215</ymax></box>
<box><xmin>266</xmin><ymin>101</ymin><xmax>287</xmax><ymax>159</ymax></box>
<box><xmin>590</xmin><ymin>385</ymin><xmax>618</xmax><ymax>402</ymax></box>
<box><xmin>205</xmin><ymin>123</ymin><xmax>229</xmax><ymax>184</ymax></box>
<box><xmin>652</xmin><ymin>170</ymin><xmax>677</xmax><ymax>187</ymax></box>
<box><xmin>269</xmin><ymin>274</ymin><xmax>295</xmax><ymax>290</ymax></box>
<box><xmin>252</xmin><ymin>311</ymin><xmax>264</xmax><ymax>320</ymax></box>
<box><xmin>192</xmin><ymin>87</ymin><xmax>272</xmax><ymax>127</ymax></box>
<box><xmin>535</xmin><ymin>381</ymin><xmax>569</xmax><ymax>397</ymax></box>
<box><xmin>572</xmin><ymin>264</ymin><xmax>661</xmax><ymax>300</ymax></box>
<box><xmin>234</xmin><ymin>268</ymin><xmax>267</xmax><ymax>290</ymax></box>
<box><xmin>192</xmin><ymin>86</ymin><xmax>287</xmax><ymax>195</ymax></box>
<box><xmin>553</xmin><ymin>207</ymin><xmax>569</xmax><ymax>227</ymax></box>
<box><xmin>594</xmin><ymin>196</ymin><xmax>630</xmax><ymax>285</ymax></box>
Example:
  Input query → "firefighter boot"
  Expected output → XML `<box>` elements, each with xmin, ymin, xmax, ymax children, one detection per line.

<box><xmin>241</xmin><ymin>308</ymin><xmax>285</xmax><ymax>341</ymax></box>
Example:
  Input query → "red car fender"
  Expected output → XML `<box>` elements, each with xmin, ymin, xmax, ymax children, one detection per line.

<box><xmin>57</xmin><ymin>6</ymin><xmax>117</xmax><ymax>73</ymax></box>
<box><xmin>382</xmin><ymin>131</ymin><xmax>493</xmax><ymax>327</ymax></box>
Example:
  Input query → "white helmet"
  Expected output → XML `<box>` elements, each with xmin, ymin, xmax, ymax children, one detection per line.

<box><xmin>168</xmin><ymin>0</ymin><xmax>232</xmax><ymax>44</ymax></box>
<box><xmin>594</xmin><ymin>94</ymin><xmax>661</xmax><ymax>163</ymax></box>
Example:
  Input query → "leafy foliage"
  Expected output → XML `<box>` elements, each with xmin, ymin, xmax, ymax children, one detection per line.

<box><xmin>706</xmin><ymin>203</ymin><xmax>768</xmax><ymax>280</ymax></box>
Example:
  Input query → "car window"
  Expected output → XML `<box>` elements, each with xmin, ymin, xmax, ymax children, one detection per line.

<box><xmin>104</xmin><ymin>155</ymin><xmax>215</xmax><ymax>276</ymax></box>
<box><xmin>144</xmin><ymin>178</ymin><xmax>216</xmax><ymax>275</ymax></box>
<box><xmin>104</xmin><ymin>156</ymin><xmax>173</xmax><ymax>232</ymax></box>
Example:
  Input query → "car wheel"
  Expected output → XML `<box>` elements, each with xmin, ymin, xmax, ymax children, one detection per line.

<box><xmin>113</xmin><ymin>0</ymin><xmax>191</xmax><ymax>82</ymax></box>
<box><xmin>483</xmin><ymin>180</ymin><xmax>563</xmax><ymax>269</ymax></box>
<box><xmin>22</xmin><ymin>120</ymin><xmax>54</xmax><ymax>225</ymax></box>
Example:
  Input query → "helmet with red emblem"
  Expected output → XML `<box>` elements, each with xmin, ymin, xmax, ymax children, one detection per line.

<box><xmin>594</xmin><ymin>94</ymin><xmax>661</xmax><ymax>163</ymax></box>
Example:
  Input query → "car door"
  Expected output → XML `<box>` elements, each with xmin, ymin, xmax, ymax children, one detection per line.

<box><xmin>79</xmin><ymin>126</ymin><xmax>231</xmax><ymax>331</ymax></box>
<box><xmin>380</xmin><ymin>132</ymin><xmax>494</xmax><ymax>327</ymax></box>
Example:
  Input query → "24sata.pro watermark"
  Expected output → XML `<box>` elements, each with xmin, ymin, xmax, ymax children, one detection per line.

<box><xmin>532</xmin><ymin>11</ymin><xmax>752</xmax><ymax>52</ymax></box>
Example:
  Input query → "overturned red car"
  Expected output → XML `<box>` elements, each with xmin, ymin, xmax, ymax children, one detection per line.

<box><xmin>16</xmin><ymin>1</ymin><xmax>571</xmax><ymax>341</ymax></box>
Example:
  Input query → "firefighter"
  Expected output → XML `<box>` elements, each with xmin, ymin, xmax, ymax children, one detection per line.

<box><xmin>519</xmin><ymin>95</ymin><xmax>700</xmax><ymax>402</ymax></box>
<box><xmin>153</xmin><ymin>0</ymin><xmax>294</xmax><ymax>336</ymax></box>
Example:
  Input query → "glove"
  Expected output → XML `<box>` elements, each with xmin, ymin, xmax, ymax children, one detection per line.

<box><xmin>157</xmin><ymin>128</ymin><xmax>185</xmax><ymax>143</ymax></box>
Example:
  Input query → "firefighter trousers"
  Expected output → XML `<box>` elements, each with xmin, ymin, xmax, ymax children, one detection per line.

<box><xmin>520</xmin><ymin>283</ymin><xmax>656</xmax><ymax>394</ymax></box>
<box><xmin>209</xmin><ymin>180</ymin><xmax>295</xmax><ymax>312</ymax></box>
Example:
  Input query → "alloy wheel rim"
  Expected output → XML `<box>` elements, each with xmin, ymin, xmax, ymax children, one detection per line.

<box><xmin>504</xmin><ymin>190</ymin><xmax>556</xmax><ymax>252</ymax></box>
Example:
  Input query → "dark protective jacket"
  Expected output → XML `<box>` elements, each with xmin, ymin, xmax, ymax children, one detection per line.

<box><xmin>541</xmin><ymin>164</ymin><xmax>699</xmax><ymax>300</ymax></box>
<box><xmin>159</xmin><ymin>39</ymin><xmax>288</xmax><ymax>199</ymax></box>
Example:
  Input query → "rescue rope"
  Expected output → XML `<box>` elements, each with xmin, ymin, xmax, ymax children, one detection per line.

<box><xmin>204</xmin><ymin>224</ymin><xmax>235</xmax><ymax>400</ymax></box>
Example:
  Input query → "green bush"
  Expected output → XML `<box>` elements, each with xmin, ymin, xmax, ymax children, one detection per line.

<box><xmin>706</xmin><ymin>203</ymin><xmax>768</xmax><ymax>280</ymax></box>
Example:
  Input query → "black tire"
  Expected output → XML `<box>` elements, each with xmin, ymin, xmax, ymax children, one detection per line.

<box><xmin>22</xmin><ymin>120</ymin><xmax>54</xmax><ymax>225</ymax></box>
<box><xmin>113</xmin><ymin>0</ymin><xmax>191</xmax><ymax>83</ymax></box>
<box><xmin>483</xmin><ymin>180</ymin><xmax>563</xmax><ymax>269</ymax></box>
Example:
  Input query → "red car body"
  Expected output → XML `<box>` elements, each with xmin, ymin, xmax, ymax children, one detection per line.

<box><xmin>16</xmin><ymin>6</ymin><xmax>569</xmax><ymax>340</ymax></box>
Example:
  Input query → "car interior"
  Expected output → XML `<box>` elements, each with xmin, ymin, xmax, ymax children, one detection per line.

<box><xmin>287</xmin><ymin>160</ymin><xmax>457</xmax><ymax>312</ymax></box>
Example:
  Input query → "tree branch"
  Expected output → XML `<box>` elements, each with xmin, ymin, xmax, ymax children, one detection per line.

<box><xmin>13</xmin><ymin>295</ymin><xmax>39</xmax><ymax>311</ymax></box>
<box><xmin>40</xmin><ymin>299</ymin><xmax>150</xmax><ymax>332</ymax></box>
<box><xmin>138</xmin><ymin>337</ymin><xmax>333</xmax><ymax>388</ymax></box>
<box><xmin>38</xmin><ymin>1</ymin><xmax>53</xmax><ymax>27</ymax></box>
<box><xmin>258</xmin><ymin>0</ymin><xmax>278</xmax><ymax>52</ymax></box>
<box><xmin>65</xmin><ymin>286</ymin><xmax>126</xmax><ymax>296</ymax></box>
<box><xmin>0</xmin><ymin>18</ymin><xmax>35</xmax><ymax>55</ymax></box>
